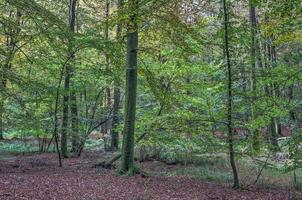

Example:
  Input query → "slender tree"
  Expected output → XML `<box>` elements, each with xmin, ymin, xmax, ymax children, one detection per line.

<box><xmin>222</xmin><ymin>0</ymin><xmax>239</xmax><ymax>188</ymax></box>
<box><xmin>110</xmin><ymin>0</ymin><xmax>123</xmax><ymax>150</ymax></box>
<box><xmin>104</xmin><ymin>0</ymin><xmax>112</xmax><ymax>140</ymax></box>
<box><xmin>61</xmin><ymin>0</ymin><xmax>77</xmax><ymax>157</ymax></box>
<box><xmin>120</xmin><ymin>0</ymin><xmax>139</xmax><ymax>174</ymax></box>
<box><xmin>249</xmin><ymin>0</ymin><xmax>259</xmax><ymax>150</ymax></box>
<box><xmin>70</xmin><ymin>0</ymin><xmax>79</xmax><ymax>153</ymax></box>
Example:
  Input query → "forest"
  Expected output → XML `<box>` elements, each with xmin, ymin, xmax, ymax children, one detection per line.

<box><xmin>0</xmin><ymin>0</ymin><xmax>302</xmax><ymax>199</ymax></box>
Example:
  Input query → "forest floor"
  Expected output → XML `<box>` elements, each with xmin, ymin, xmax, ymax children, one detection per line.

<box><xmin>0</xmin><ymin>152</ymin><xmax>300</xmax><ymax>200</ymax></box>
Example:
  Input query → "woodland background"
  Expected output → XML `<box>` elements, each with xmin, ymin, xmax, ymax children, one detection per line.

<box><xmin>0</xmin><ymin>0</ymin><xmax>302</xmax><ymax>199</ymax></box>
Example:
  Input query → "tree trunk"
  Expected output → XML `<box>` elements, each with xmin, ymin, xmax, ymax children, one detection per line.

<box><xmin>270</xmin><ymin>118</ymin><xmax>279</xmax><ymax>149</ymax></box>
<box><xmin>69</xmin><ymin>0</ymin><xmax>78</xmax><ymax>152</ymax></box>
<box><xmin>0</xmin><ymin>102</ymin><xmax>4</xmax><ymax>140</ymax></box>
<box><xmin>269</xmin><ymin>39</ymin><xmax>280</xmax><ymax>151</ymax></box>
<box><xmin>288</xmin><ymin>84</ymin><xmax>296</xmax><ymax>121</ymax></box>
<box><xmin>222</xmin><ymin>0</ymin><xmax>239</xmax><ymax>189</ymax></box>
<box><xmin>103</xmin><ymin>0</ymin><xmax>112</xmax><ymax>138</ymax></box>
<box><xmin>61</xmin><ymin>0</ymin><xmax>77</xmax><ymax>157</ymax></box>
<box><xmin>111</xmin><ymin>86</ymin><xmax>121</xmax><ymax>150</ymax></box>
<box><xmin>249</xmin><ymin>0</ymin><xmax>259</xmax><ymax>151</ymax></box>
<box><xmin>120</xmin><ymin>0</ymin><xmax>139</xmax><ymax>174</ymax></box>
<box><xmin>70</xmin><ymin>91</ymin><xmax>79</xmax><ymax>152</ymax></box>
<box><xmin>61</xmin><ymin>66</ymin><xmax>70</xmax><ymax>157</ymax></box>
<box><xmin>110</xmin><ymin>0</ymin><xmax>123</xmax><ymax>151</ymax></box>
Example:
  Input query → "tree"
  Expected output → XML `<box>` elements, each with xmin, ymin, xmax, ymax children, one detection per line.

<box><xmin>111</xmin><ymin>0</ymin><xmax>124</xmax><ymax>151</ymax></box>
<box><xmin>222</xmin><ymin>0</ymin><xmax>239</xmax><ymax>189</ymax></box>
<box><xmin>249</xmin><ymin>0</ymin><xmax>258</xmax><ymax>150</ymax></box>
<box><xmin>61</xmin><ymin>0</ymin><xmax>78</xmax><ymax>157</ymax></box>
<box><xmin>120</xmin><ymin>0</ymin><xmax>139</xmax><ymax>174</ymax></box>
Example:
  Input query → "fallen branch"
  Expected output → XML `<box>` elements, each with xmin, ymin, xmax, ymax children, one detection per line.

<box><xmin>243</xmin><ymin>150</ymin><xmax>272</xmax><ymax>188</ymax></box>
<box><xmin>93</xmin><ymin>131</ymin><xmax>148</xmax><ymax>169</ymax></box>
<box><xmin>94</xmin><ymin>105</ymin><xmax>163</xmax><ymax>169</ymax></box>
<box><xmin>76</xmin><ymin>117</ymin><xmax>111</xmax><ymax>157</ymax></box>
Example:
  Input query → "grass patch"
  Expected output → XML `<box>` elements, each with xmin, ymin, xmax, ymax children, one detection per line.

<box><xmin>0</xmin><ymin>140</ymin><xmax>39</xmax><ymax>154</ymax></box>
<box><xmin>84</xmin><ymin>138</ymin><xmax>104</xmax><ymax>151</ymax></box>
<box><xmin>171</xmin><ymin>165</ymin><xmax>232</xmax><ymax>183</ymax></box>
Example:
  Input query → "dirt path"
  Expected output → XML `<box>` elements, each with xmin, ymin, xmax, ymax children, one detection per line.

<box><xmin>0</xmin><ymin>153</ymin><xmax>297</xmax><ymax>200</ymax></box>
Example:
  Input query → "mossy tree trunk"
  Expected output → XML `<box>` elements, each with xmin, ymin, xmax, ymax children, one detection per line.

<box><xmin>120</xmin><ymin>0</ymin><xmax>139</xmax><ymax>174</ymax></box>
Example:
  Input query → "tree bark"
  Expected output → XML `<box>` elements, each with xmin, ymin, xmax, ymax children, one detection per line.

<box><xmin>288</xmin><ymin>84</ymin><xmax>296</xmax><ymax>121</ymax></box>
<box><xmin>111</xmin><ymin>86</ymin><xmax>121</xmax><ymax>150</ymax></box>
<box><xmin>110</xmin><ymin>0</ymin><xmax>124</xmax><ymax>151</ymax></box>
<box><xmin>222</xmin><ymin>0</ymin><xmax>239</xmax><ymax>189</ymax></box>
<box><xmin>120</xmin><ymin>0</ymin><xmax>139</xmax><ymax>174</ymax></box>
<box><xmin>70</xmin><ymin>91</ymin><xmax>79</xmax><ymax>152</ymax></box>
<box><xmin>249</xmin><ymin>0</ymin><xmax>259</xmax><ymax>151</ymax></box>
<box><xmin>61</xmin><ymin>0</ymin><xmax>78</xmax><ymax>157</ymax></box>
<box><xmin>61</xmin><ymin>67</ymin><xmax>70</xmax><ymax>157</ymax></box>
<box><xmin>70</xmin><ymin>0</ymin><xmax>79</xmax><ymax>153</ymax></box>
<box><xmin>269</xmin><ymin>39</ymin><xmax>280</xmax><ymax>151</ymax></box>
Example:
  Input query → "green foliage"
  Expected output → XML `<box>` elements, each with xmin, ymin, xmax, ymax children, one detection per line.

<box><xmin>0</xmin><ymin>0</ymin><xmax>302</xmax><ymax>191</ymax></box>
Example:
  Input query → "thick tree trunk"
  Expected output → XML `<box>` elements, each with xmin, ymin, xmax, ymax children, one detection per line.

<box><xmin>222</xmin><ymin>0</ymin><xmax>239</xmax><ymax>189</ymax></box>
<box><xmin>120</xmin><ymin>0</ymin><xmax>139</xmax><ymax>174</ymax></box>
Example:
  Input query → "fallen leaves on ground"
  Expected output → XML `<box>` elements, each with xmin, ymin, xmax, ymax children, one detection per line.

<box><xmin>0</xmin><ymin>152</ymin><xmax>299</xmax><ymax>200</ymax></box>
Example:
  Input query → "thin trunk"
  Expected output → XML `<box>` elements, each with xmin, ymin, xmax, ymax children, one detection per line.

<box><xmin>52</xmin><ymin>64</ymin><xmax>66</xmax><ymax>167</ymax></box>
<box><xmin>120</xmin><ymin>0</ymin><xmax>139</xmax><ymax>174</ymax></box>
<box><xmin>69</xmin><ymin>0</ymin><xmax>79</xmax><ymax>153</ymax></box>
<box><xmin>111</xmin><ymin>86</ymin><xmax>121</xmax><ymax>150</ymax></box>
<box><xmin>249</xmin><ymin>0</ymin><xmax>257</xmax><ymax>94</ymax></box>
<box><xmin>110</xmin><ymin>0</ymin><xmax>124</xmax><ymax>150</ymax></box>
<box><xmin>288</xmin><ymin>84</ymin><xmax>296</xmax><ymax>121</ymax></box>
<box><xmin>249</xmin><ymin>0</ymin><xmax>259</xmax><ymax>150</ymax></box>
<box><xmin>222</xmin><ymin>0</ymin><xmax>239</xmax><ymax>188</ymax></box>
<box><xmin>0</xmin><ymin>102</ymin><xmax>4</xmax><ymax>140</ymax></box>
<box><xmin>69</xmin><ymin>0</ymin><xmax>78</xmax><ymax>152</ymax></box>
<box><xmin>104</xmin><ymin>0</ymin><xmax>112</xmax><ymax>138</ymax></box>
<box><xmin>70</xmin><ymin>92</ymin><xmax>79</xmax><ymax>152</ymax></box>
<box><xmin>270</xmin><ymin>39</ymin><xmax>280</xmax><ymax>150</ymax></box>
<box><xmin>270</xmin><ymin>118</ymin><xmax>279</xmax><ymax>148</ymax></box>
<box><xmin>61</xmin><ymin>0</ymin><xmax>77</xmax><ymax>157</ymax></box>
<box><xmin>61</xmin><ymin>67</ymin><xmax>70</xmax><ymax>157</ymax></box>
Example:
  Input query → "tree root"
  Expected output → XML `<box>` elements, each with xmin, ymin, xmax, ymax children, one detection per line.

<box><xmin>117</xmin><ymin>164</ymin><xmax>149</xmax><ymax>177</ymax></box>
<box><xmin>93</xmin><ymin>153</ymin><xmax>121</xmax><ymax>169</ymax></box>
